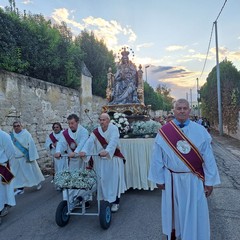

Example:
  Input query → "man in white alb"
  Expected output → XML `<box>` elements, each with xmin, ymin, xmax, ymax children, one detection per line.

<box><xmin>149</xmin><ymin>99</ymin><xmax>220</xmax><ymax>240</ymax></box>
<box><xmin>54</xmin><ymin>114</ymin><xmax>89</xmax><ymax>205</ymax></box>
<box><xmin>0</xmin><ymin>129</ymin><xmax>16</xmax><ymax>225</ymax></box>
<box><xmin>10</xmin><ymin>121</ymin><xmax>44</xmax><ymax>195</ymax></box>
<box><xmin>79</xmin><ymin>113</ymin><xmax>126</xmax><ymax>213</ymax></box>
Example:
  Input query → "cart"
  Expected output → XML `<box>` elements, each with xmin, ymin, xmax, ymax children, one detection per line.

<box><xmin>54</xmin><ymin>156</ymin><xmax>112</xmax><ymax>230</ymax></box>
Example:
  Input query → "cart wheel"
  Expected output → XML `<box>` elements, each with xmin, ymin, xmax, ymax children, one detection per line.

<box><xmin>99</xmin><ymin>201</ymin><xmax>111</xmax><ymax>229</ymax></box>
<box><xmin>55</xmin><ymin>200</ymin><xmax>70</xmax><ymax>227</ymax></box>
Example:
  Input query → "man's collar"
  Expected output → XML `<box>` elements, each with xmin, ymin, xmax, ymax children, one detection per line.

<box><xmin>173</xmin><ymin>119</ymin><xmax>190</xmax><ymax>127</ymax></box>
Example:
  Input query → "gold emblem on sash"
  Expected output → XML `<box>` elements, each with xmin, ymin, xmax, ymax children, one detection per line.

<box><xmin>176</xmin><ymin>140</ymin><xmax>191</xmax><ymax>154</ymax></box>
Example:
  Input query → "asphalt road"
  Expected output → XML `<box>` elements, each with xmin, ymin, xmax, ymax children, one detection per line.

<box><xmin>1</xmin><ymin>132</ymin><xmax>240</xmax><ymax>240</ymax></box>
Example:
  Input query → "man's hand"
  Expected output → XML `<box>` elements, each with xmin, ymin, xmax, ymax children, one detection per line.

<box><xmin>99</xmin><ymin>150</ymin><xmax>108</xmax><ymax>157</ymax></box>
<box><xmin>79</xmin><ymin>152</ymin><xmax>86</xmax><ymax>157</ymax></box>
<box><xmin>204</xmin><ymin>185</ymin><xmax>213</xmax><ymax>197</ymax></box>
<box><xmin>54</xmin><ymin>152</ymin><xmax>61</xmax><ymax>158</ymax></box>
<box><xmin>157</xmin><ymin>183</ymin><xmax>165</xmax><ymax>190</ymax></box>
<box><xmin>68</xmin><ymin>152</ymin><xmax>77</xmax><ymax>158</ymax></box>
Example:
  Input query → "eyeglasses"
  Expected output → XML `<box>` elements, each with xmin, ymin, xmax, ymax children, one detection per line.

<box><xmin>13</xmin><ymin>125</ymin><xmax>20</xmax><ymax>128</ymax></box>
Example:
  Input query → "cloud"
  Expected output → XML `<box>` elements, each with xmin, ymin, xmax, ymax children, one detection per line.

<box><xmin>51</xmin><ymin>8</ymin><xmax>137</xmax><ymax>50</ymax></box>
<box><xmin>152</xmin><ymin>66</ymin><xmax>174</xmax><ymax>73</ymax></box>
<box><xmin>136</xmin><ymin>43</ymin><xmax>154</xmax><ymax>51</ymax></box>
<box><xmin>22</xmin><ymin>0</ymin><xmax>33</xmax><ymax>4</ymax></box>
<box><xmin>166</xmin><ymin>45</ymin><xmax>187</xmax><ymax>52</ymax></box>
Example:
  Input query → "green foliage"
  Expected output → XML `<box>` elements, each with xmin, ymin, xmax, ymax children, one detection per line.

<box><xmin>200</xmin><ymin>60</ymin><xmax>240</xmax><ymax>133</ymax></box>
<box><xmin>75</xmin><ymin>30</ymin><xmax>116</xmax><ymax>97</ymax></box>
<box><xmin>0</xmin><ymin>7</ymin><xmax>83</xmax><ymax>89</ymax></box>
<box><xmin>144</xmin><ymin>82</ymin><xmax>163</xmax><ymax>111</ymax></box>
<box><xmin>156</xmin><ymin>84</ymin><xmax>174</xmax><ymax>111</ymax></box>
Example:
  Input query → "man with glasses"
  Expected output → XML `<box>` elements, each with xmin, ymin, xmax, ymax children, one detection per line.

<box><xmin>45</xmin><ymin>122</ymin><xmax>67</xmax><ymax>190</ymax></box>
<box><xmin>0</xmin><ymin>129</ymin><xmax>15</xmax><ymax>225</ymax></box>
<box><xmin>10</xmin><ymin>121</ymin><xmax>44</xmax><ymax>195</ymax></box>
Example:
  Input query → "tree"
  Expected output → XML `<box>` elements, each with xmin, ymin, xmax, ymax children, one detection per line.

<box><xmin>75</xmin><ymin>30</ymin><xmax>116</xmax><ymax>97</ymax></box>
<box><xmin>156</xmin><ymin>84</ymin><xmax>174</xmax><ymax>111</ymax></box>
<box><xmin>200</xmin><ymin>60</ymin><xmax>240</xmax><ymax>133</ymax></box>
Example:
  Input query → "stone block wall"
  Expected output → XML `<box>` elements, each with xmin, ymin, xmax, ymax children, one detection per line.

<box><xmin>0</xmin><ymin>70</ymin><xmax>107</xmax><ymax>171</ymax></box>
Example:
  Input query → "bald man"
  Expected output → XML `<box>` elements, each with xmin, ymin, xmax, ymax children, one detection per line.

<box><xmin>80</xmin><ymin>113</ymin><xmax>126</xmax><ymax>213</ymax></box>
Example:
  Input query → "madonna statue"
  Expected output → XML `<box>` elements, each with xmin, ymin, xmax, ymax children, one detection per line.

<box><xmin>109</xmin><ymin>48</ymin><xmax>140</xmax><ymax>104</ymax></box>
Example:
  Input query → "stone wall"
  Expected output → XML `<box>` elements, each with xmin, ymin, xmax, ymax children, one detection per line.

<box><xmin>0</xmin><ymin>70</ymin><xmax>107</xmax><ymax>170</ymax></box>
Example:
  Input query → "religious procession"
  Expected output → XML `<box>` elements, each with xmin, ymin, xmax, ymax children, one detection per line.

<box><xmin>1</xmin><ymin>46</ymin><xmax>225</xmax><ymax>240</ymax></box>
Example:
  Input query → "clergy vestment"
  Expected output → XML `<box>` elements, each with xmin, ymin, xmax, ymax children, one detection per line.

<box><xmin>148</xmin><ymin>120</ymin><xmax>220</xmax><ymax>240</ymax></box>
<box><xmin>0</xmin><ymin>130</ymin><xmax>16</xmax><ymax>211</ymax></box>
<box><xmin>82</xmin><ymin>123</ymin><xmax>126</xmax><ymax>203</ymax></box>
<box><xmin>55</xmin><ymin>125</ymin><xmax>89</xmax><ymax>201</ymax></box>
<box><xmin>55</xmin><ymin>125</ymin><xmax>89</xmax><ymax>170</ymax></box>
<box><xmin>45</xmin><ymin>131</ymin><xmax>67</xmax><ymax>173</ymax></box>
<box><xmin>11</xmin><ymin>129</ymin><xmax>45</xmax><ymax>188</ymax></box>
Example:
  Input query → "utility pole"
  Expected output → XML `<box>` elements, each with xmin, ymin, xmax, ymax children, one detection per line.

<box><xmin>196</xmin><ymin>78</ymin><xmax>200</xmax><ymax>117</ymax></box>
<box><xmin>214</xmin><ymin>21</ymin><xmax>223</xmax><ymax>136</ymax></box>
<box><xmin>186</xmin><ymin>92</ymin><xmax>188</xmax><ymax>101</ymax></box>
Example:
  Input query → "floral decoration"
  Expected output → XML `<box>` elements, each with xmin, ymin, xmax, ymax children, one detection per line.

<box><xmin>54</xmin><ymin>169</ymin><xmax>97</xmax><ymax>190</ymax></box>
<box><xmin>131</xmin><ymin>120</ymin><xmax>161</xmax><ymax>135</ymax></box>
<box><xmin>110</xmin><ymin>112</ymin><xmax>130</xmax><ymax>135</ymax></box>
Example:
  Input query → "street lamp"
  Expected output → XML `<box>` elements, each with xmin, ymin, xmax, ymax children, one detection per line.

<box><xmin>145</xmin><ymin>65</ymin><xmax>150</xmax><ymax>82</ymax></box>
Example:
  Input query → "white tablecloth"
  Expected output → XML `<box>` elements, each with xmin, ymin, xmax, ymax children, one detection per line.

<box><xmin>119</xmin><ymin>138</ymin><xmax>156</xmax><ymax>190</ymax></box>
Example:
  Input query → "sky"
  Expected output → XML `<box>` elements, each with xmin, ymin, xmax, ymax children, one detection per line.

<box><xmin>1</xmin><ymin>0</ymin><xmax>240</xmax><ymax>101</ymax></box>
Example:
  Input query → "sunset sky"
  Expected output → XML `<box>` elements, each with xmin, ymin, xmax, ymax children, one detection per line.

<box><xmin>1</xmin><ymin>0</ymin><xmax>239</xmax><ymax>100</ymax></box>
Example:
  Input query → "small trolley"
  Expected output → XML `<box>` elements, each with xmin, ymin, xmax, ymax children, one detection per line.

<box><xmin>54</xmin><ymin>156</ymin><xmax>112</xmax><ymax>230</ymax></box>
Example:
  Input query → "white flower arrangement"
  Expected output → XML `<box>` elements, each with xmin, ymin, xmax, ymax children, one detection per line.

<box><xmin>54</xmin><ymin>169</ymin><xmax>97</xmax><ymax>190</ymax></box>
<box><xmin>131</xmin><ymin>120</ymin><xmax>161</xmax><ymax>135</ymax></box>
<box><xmin>110</xmin><ymin>112</ymin><xmax>130</xmax><ymax>135</ymax></box>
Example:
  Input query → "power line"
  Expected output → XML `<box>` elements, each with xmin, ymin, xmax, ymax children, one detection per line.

<box><xmin>198</xmin><ymin>0</ymin><xmax>228</xmax><ymax>81</ymax></box>
<box><xmin>199</xmin><ymin>23</ymin><xmax>214</xmax><ymax>80</ymax></box>
<box><xmin>215</xmin><ymin>0</ymin><xmax>228</xmax><ymax>22</ymax></box>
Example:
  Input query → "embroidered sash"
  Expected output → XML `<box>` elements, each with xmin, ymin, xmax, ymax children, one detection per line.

<box><xmin>62</xmin><ymin>129</ymin><xmax>77</xmax><ymax>152</ymax></box>
<box><xmin>0</xmin><ymin>162</ymin><xmax>14</xmax><ymax>184</ymax></box>
<box><xmin>159</xmin><ymin>121</ymin><xmax>204</xmax><ymax>181</ymax></box>
<box><xmin>49</xmin><ymin>133</ymin><xmax>58</xmax><ymax>144</ymax></box>
<box><xmin>10</xmin><ymin>132</ymin><xmax>30</xmax><ymax>161</ymax></box>
<box><xmin>93</xmin><ymin>128</ymin><xmax>126</xmax><ymax>164</ymax></box>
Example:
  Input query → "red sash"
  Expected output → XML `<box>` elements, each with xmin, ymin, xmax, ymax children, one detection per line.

<box><xmin>93</xmin><ymin>128</ymin><xmax>126</xmax><ymax>164</ymax></box>
<box><xmin>49</xmin><ymin>133</ymin><xmax>58</xmax><ymax>144</ymax></box>
<box><xmin>62</xmin><ymin>129</ymin><xmax>77</xmax><ymax>152</ymax></box>
<box><xmin>0</xmin><ymin>162</ymin><xmax>14</xmax><ymax>184</ymax></box>
<box><xmin>159</xmin><ymin>121</ymin><xmax>204</xmax><ymax>181</ymax></box>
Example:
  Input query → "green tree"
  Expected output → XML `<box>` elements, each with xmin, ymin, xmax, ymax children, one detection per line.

<box><xmin>75</xmin><ymin>30</ymin><xmax>116</xmax><ymax>97</ymax></box>
<box><xmin>200</xmin><ymin>60</ymin><xmax>240</xmax><ymax>133</ymax></box>
<box><xmin>156</xmin><ymin>84</ymin><xmax>174</xmax><ymax>111</ymax></box>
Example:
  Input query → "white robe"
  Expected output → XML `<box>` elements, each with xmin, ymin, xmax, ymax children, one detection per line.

<box><xmin>0</xmin><ymin>130</ymin><xmax>16</xmax><ymax>211</ymax></box>
<box><xmin>81</xmin><ymin>123</ymin><xmax>126</xmax><ymax>203</ymax></box>
<box><xmin>45</xmin><ymin>131</ymin><xmax>67</xmax><ymax>173</ymax></box>
<box><xmin>11</xmin><ymin>129</ymin><xmax>45</xmax><ymax>188</ymax></box>
<box><xmin>55</xmin><ymin>125</ymin><xmax>89</xmax><ymax>201</ymax></box>
<box><xmin>148</xmin><ymin>121</ymin><xmax>220</xmax><ymax>240</ymax></box>
<box><xmin>55</xmin><ymin>125</ymin><xmax>89</xmax><ymax>170</ymax></box>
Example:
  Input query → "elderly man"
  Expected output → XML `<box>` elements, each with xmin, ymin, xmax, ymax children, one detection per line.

<box><xmin>79</xmin><ymin>113</ymin><xmax>126</xmax><ymax>213</ymax></box>
<box><xmin>55</xmin><ymin>114</ymin><xmax>89</xmax><ymax>205</ymax></box>
<box><xmin>149</xmin><ymin>99</ymin><xmax>220</xmax><ymax>240</ymax></box>
<box><xmin>45</xmin><ymin>122</ymin><xmax>67</xmax><ymax>190</ymax></box>
<box><xmin>0</xmin><ymin>129</ymin><xmax>15</xmax><ymax>225</ymax></box>
<box><xmin>10</xmin><ymin>121</ymin><xmax>45</xmax><ymax>195</ymax></box>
